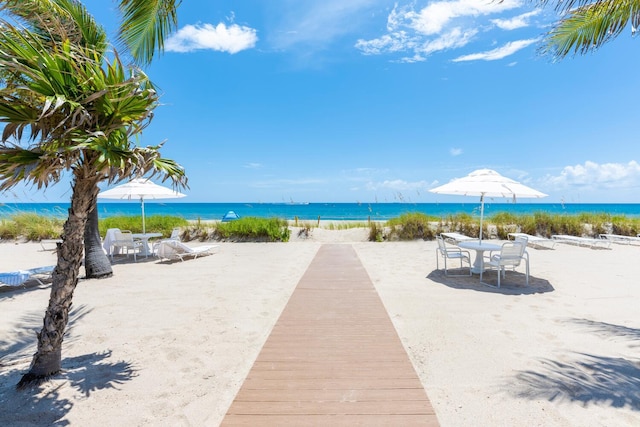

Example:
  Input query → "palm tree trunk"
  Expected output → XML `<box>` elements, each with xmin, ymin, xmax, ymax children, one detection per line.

<box><xmin>18</xmin><ymin>173</ymin><xmax>100</xmax><ymax>388</ymax></box>
<box><xmin>84</xmin><ymin>205</ymin><xmax>113</xmax><ymax>279</ymax></box>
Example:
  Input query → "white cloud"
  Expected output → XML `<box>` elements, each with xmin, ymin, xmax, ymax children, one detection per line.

<box><xmin>270</xmin><ymin>0</ymin><xmax>383</xmax><ymax>50</ymax></box>
<box><xmin>365</xmin><ymin>179</ymin><xmax>433</xmax><ymax>192</ymax></box>
<box><xmin>244</xmin><ymin>162</ymin><xmax>263</xmax><ymax>169</ymax></box>
<box><xmin>450</xmin><ymin>148</ymin><xmax>463</xmax><ymax>156</ymax></box>
<box><xmin>395</xmin><ymin>0</ymin><xmax>522</xmax><ymax>36</ymax></box>
<box><xmin>355</xmin><ymin>0</ymin><xmax>545</xmax><ymax>61</ymax></box>
<box><xmin>166</xmin><ymin>23</ymin><xmax>258</xmax><ymax>54</ymax></box>
<box><xmin>542</xmin><ymin>161</ymin><xmax>640</xmax><ymax>189</ymax></box>
<box><xmin>452</xmin><ymin>38</ymin><xmax>538</xmax><ymax>61</ymax></box>
<box><xmin>491</xmin><ymin>10</ymin><xmax>541</xmax><ymax>30</ymax></box>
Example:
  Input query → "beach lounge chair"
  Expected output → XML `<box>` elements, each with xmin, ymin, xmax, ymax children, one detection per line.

<box><xmin>480</xmin><ymin>240</ymin><xmax>529</xmax><ymax>288</ymax></box>
<box><xmin>0</xmin><ymin>265</ymin><xmax>54</xmax><ymax>287</ymax></box>
<box><xmin>40</xmin><ymin>239</ymin><xmax>62</xmax><ymax>251</ymax></box>
<box><xmin>436</xmin><ymin>235</ymin><xmax>472</xmax><ymax>276</ymax></box>
<box><xmin>598</xmin><ymin>234</ymin><xmax>640</xmax><ymax>246</ymax></box>
<box><xmin>156</xmin><ymin>240</ymin><xmax>219</xmax><ymax>262</ymax></box>
<box><xmin>508</xmin><ymin>232</ymin><xmax>556</xmax><ymax>249</ymax></box>
<box><xmin>440</xmin><ymin>232</ymin><xmax>474</xmax><ymax>244</ymax></box>
<box><xmin>551</xmin><ymin>234</ymin><xmax>611</xmax><ymax>249</ymax></box>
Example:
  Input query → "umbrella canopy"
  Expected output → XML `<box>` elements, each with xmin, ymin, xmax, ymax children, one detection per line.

<box><xmin>98</xmin><ymin>178</ymin><xmax>186</xmax><ymax>233</ymax></box>
<box><xmin>429</xmin><ymin>169</ymin><xmax>547</xmax><ymax>242</ymax></box>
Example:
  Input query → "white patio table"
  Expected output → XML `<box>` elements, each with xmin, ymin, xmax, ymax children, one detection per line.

<box><xmin>132</xmin><ymin>232</ymin><xmax>163</xmax><ymax>257</ymax></box>
<box><xmin>457</xmin><ymin>240</ymin><xmax>502</xmax><ymax>274</ymax></box>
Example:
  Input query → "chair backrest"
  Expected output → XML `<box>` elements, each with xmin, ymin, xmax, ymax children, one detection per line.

<box><xmin>437</xmin><ymin>235</ymin><xmax>447</xmax><ymax>252</ymax></box>
<box><xmin>114</xmin><ymin>230</ymin><xmax>134</xmax><ymax>243</ymax></box>
<box><xmin>496</xmin><ymin>241</ymin><xmax>525</xmax><ymax>267</ymax></box>
<box><xmin>157</xmin><ymin>240</ymin><xmax>193</xmax><ymax>259</ymax></box>
<box><xmin>514</xmin><ymin>236</ymin><xmax>528</xmax><ymax>256</ymax></box>
<box><xmin>169</xmin><ymin>227</ymin><xmax>181</xmax><ymax>240</ymax></box>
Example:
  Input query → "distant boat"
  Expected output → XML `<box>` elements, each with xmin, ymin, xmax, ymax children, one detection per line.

<box><xmin>221</xmin><ymin>210</ymin><xmax>240</xmax><ymax>222</ymax></box>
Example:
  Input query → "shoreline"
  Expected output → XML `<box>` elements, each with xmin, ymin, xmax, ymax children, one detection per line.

<box><xmin>2</xmin><ymin>201</ymin><xmax>640</xmax><ymax>221</ymax></box>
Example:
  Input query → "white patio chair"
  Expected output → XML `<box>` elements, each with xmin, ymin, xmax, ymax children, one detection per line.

<box><xmin>436</xmin><ymin>234</ymin><xmax>472</xmax><ymax>276</ymax></box>
<box><xmin>111</xmin><ymin>230</ymin><xmax>144</xmax><ymax>262</ymax></box>
<box><xmin>480</xmin><ymin>240</ymin><xmax>529</xmax><ymax>288</ymax></box>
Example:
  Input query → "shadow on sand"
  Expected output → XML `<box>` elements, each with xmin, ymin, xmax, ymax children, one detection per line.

<box><xmin>0</xmin><ymin>305</ymin><xmax>137</xmax><ymax>424</ymax></box>
<box><xmin>511</xmin><ymin>353</ymin><xmax>640</xmax><ymax>410</ymax></box>
<box><xmin>426</xmin><ymin>268</ymin><xmax>554</xmax><ymax>295</ymax></box>
<box><xmin>509</xmin><ymin>320</ymin><xmax>640</xmax><ymax>410</ymax></box>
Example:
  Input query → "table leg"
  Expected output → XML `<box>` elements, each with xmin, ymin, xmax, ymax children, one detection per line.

<box><xmin>470</xmin><ymin>249</ymin><xmax>484</xmax><ymax>274</ymax></box>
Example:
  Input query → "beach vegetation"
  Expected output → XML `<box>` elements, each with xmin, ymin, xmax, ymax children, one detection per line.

<box><xmin>0</xmin><ymin>0</ymin><xmax>183</xmax><ymax>388</ymax></box>
<box><xmin>215</xmin><ymin>217</ymin><xmax>291</xmax><ymax>242</ymax></box>
<box><xmin>434</xmin><ymin>214</ymin><xmax>486</xmax><ymax>240</ymax></box>
<box><xmin>0</xmin><ymin>213</ymin><xmax>64</xmax><ymax>240</ymax></box>
<box><xmin>368</xmin><ymin>221</ymin><xmax>384</xmax><ymax>242</ymax></box>
<box><xmin>385</xmin><ymin>212</ymin><xmax>436</xmax><ymax>241</ymax></box>
<box><xmin>99</xmin><ymin>215</ymin><xmax>188</xmax><ymax>237</ymax></box>
<box><xmin>324</xmin><ymin>221</ymin><xmax>370</xmax><ymax>230</ymax></box>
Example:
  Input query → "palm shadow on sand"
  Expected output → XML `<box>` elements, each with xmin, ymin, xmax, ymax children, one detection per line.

<box><xmin>426</xmin><ymin>269</ymin><xmax>554</xmax><ymax>295</ymax></box>
<box><xmin>508</xmin><ymin>319</ymin><xmax>640</xmax><ymax>410</ymax></box>
<box><xmin>0</xmin><ymin>305</ymin><xmax>137</xmax><ymax>424</ymax></box>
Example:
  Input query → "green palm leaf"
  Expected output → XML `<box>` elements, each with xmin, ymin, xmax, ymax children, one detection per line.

<box><xmin>117</xmin><ymin>0</ymin><xmax>180</xmax><ymax>65</ymax></box>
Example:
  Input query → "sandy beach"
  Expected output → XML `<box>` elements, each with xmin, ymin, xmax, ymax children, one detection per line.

<box><xmin>1</xmin><ymin>228</ymin><xmax>639</xmax><ymax>426</ymax></box>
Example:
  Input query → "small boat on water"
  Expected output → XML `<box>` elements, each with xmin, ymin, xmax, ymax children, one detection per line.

<box><xmin>221</xmin><ymin>210</ymin><xmax>240</xmax><ymax>222</ymax></box>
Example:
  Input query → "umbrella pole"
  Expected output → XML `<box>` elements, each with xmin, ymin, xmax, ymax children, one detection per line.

<box><xmin>141</xmin><ymin>197</ymin><xmax>146</xmax><ymax>234</ymax></box>
<box><xmin>479</xmin><ymin>194</ymin><xmax>485</xmax><ymax>243</ymax></box>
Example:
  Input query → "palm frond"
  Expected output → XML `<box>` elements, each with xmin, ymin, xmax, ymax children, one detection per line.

<box><xmin>117</xmin><ymin>0</ymin><xmax>180</xmax><ymax>65</ymax></box>
<box><xmin>541</xmin><ymin>0</ymin><xmax>639</xmax><ymax>59</ymax></box>
<box><xmin>0</xmin><ymin>0</ymin><xmax>107</xmax><ymax>54</ymax></box>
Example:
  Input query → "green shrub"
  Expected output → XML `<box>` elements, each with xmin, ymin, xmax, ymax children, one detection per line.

<box><xmin>214</xmin><ymin>217</ymin><xmax>290</xmax><ymax>242</ymax></box>
<box><xmin>99</xmin><ymin>215</ymin><xmax>189</xmax><ymax>237</ymax></box>
<box><xmin>0</xmin><ymin>213</ymin><xmax>63</xmax><ymax>240</ymax></box>
<box><xmin>386</xmin><ymin>212</ymin><xmax>435</xmax><ymax>240</ymax></box>
<box><xmin>368</xmin><ymin>222</ymin><xmax>384</xmax><ymax>242</ymax></box>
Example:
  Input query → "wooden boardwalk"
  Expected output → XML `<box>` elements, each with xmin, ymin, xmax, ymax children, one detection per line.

<box><xmin>221</xmin><ymin>244</ymin><xmax>439</xmax><ymax>426</ymax></box>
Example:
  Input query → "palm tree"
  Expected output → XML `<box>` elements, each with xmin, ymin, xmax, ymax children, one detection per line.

<box><xmin>85</xmin><ymin>0</ymin><xmax>180</xmax><ymax>278</ymax></box>
<box><xmin>0</xmin><ymin>0</ymin><xmax>186</xmax><ymax>386</ymax></box>
<box><xmin>540</xmin><ymin>0</ymin><xmax>640</xmax><ymax>59</ymax></box>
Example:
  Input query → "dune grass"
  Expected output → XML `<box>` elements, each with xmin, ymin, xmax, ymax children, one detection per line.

<box><xmin>373</xmin><ymin>211</ymin><xmax>640</xmax><ymax>241</ymax></box>
<box><xmin>2</xmin><ymin>210</ymin><xmax>639</xmax><ymax>243</ymax></box>
<box><xmin>214</xmin><ymin>217</ymin><xmax>291</xmax><ymax>242</ymax></box>
<box><xmin>99</xmin><ymin>215</ymin><xmax>189</xmax><ymax>238</ymax></box>
<box><xmin>0</xmin><ymin>213</ymin><xmax>64</xmax><ymax>240</ymax></box>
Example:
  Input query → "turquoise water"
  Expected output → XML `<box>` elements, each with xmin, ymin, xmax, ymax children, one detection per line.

<box><xmin>1</xmin><ymin>202</ymin><xmax>640</xmax><ymax>221</ymax></box>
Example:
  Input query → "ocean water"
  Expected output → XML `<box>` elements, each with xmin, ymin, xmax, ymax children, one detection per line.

<box><xmin>1</xmin><ymin>202</ymin><xmax>640</xmax><ymax>221</ymax></box>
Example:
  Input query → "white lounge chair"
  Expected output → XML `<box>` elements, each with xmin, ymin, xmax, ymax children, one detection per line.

<box><xmin>436</xmin><ymin>235</ymin><xmax>472</xmax><ymax>276</ymax></box>
<box><xmin>508</xmin><ymin>232</ymin><xmax>556</xmax><ymax>249</ymax></box>
<box><xmin>598</xmin><ymin>234</ymin><xmax>640</xmax><ymax>246</ymax></box>
<box><xmin>156</xmin><ymin>240</ymin><xmax>219</xmax><ymax>262</ymax></box>
<box><xmin>40</xmin><ymin>239</ymin><xmax>62</xmax><ymax>251</ymax></box>
<box><xmin>0</xmin><ymin>265</ymin><xmax>55</xmax><ymax>287</ymax></box>
<box><xmin>440</xmin><ymin>232</ymin><xmax>474</xmax><ymax>244</ymax></box>
<box><xmin>480</xmin><ymin>240</ymin><xmax>529</xmax><ymax>288</ymax></box>
<box><xmin>552</xmin><ymin>234</ymin><xmax>611</xmax><ymax>249</ymax></box>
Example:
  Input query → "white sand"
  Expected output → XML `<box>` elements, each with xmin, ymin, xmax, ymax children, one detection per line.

<box><xmin>1</xmin><ymin>229</ymin><xmax>639</xmax><ymax>426</ymax></box>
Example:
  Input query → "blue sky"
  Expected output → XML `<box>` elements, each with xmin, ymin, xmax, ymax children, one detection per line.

<box><xmin>4</xmin><ymin>0</ymin><xmax>640</xmax><ymax>204</ymax></box>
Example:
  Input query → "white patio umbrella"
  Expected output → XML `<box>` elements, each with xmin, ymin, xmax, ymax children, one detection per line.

<box><xmin>98</xmin><ymin>178</ymin><xmax>186</xmax><ymax>233</ymax></box>
<box><xmin>429</xmin><ymin>169</ymin><xmax>547</xmax><ymax>243</ymax></box>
